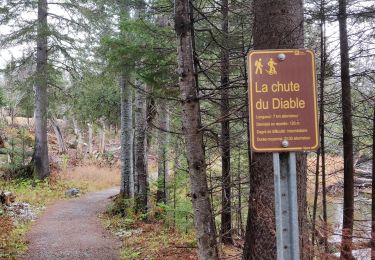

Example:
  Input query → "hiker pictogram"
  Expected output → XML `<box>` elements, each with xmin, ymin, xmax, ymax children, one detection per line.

<box><xmin>254</xmin><ymin>58</ymin><xmax>263</xmax><ymax>74</ymax></box>
<box><xmin>266</xmin><ymin>58</ymin><xmax>277</xmax><ymax>75</ymax></box>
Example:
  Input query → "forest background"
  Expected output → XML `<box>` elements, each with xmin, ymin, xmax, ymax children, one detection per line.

<box><xmin>0</xmin><ymin>0</ymin><xmax>374</xmax><ymax>259</ymax></box>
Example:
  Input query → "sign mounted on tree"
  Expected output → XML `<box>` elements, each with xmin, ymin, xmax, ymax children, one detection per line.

<box><xmin>248</xmin><ymin>49</ymin><xmax>319</xmax><ymax>152</ymax></box>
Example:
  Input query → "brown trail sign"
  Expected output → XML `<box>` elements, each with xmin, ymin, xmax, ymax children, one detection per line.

<box><xmin>248</xmin><ymin>49</ymin><xmax>319</xmax><ymax>260</ymax></box>
<box><xmin>248</xmin><ymin>49</ymin><xmax>319</xmax><ymax>152</ymax></box>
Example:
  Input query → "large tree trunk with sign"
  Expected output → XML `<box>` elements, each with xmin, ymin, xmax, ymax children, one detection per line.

<box><xmin>338</xmin><ymin>0</ymin><xmax>354</xmax><ymax>258</ymax></box>
<box><xmin>243</xmin><ymin>0</ymin><xmax>308</xmax><ymax>259</ymax></box>
<box><xmin>371</xmin><ymin>105</ymin><xmax>375</xmax><ymax>259</ymax></box>
<box><xmin>174</xmin><ymin>0</ymin><xmax>219</xmax><ymax>258</ymax></box>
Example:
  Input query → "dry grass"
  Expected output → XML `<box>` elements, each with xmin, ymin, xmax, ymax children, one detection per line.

<box><xmin>221</xmin><ymin>242</ymin><xmax>243</xmax><ymax>259</ymax></box>
<box><xmin>116</xmin><ymin>221</ymin><xmax>198</xmax><ymax>260</ymax></box>
<box><xmin>2</xmin><ymin>116</ymin><xmax>65</xmax><ymax>128</ymax></box>
<box><xmin>118</xmin><ymin>221</ymin><xmax>243</xmax><ymax>260</ymax></box>
<box><xmin>59</xmin><ymin>165</ymin><xmax>120</xmax><ymax>192</ymax></box>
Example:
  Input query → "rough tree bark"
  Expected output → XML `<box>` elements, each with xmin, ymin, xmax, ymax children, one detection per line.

<box><xmin>134</xmin><ymin>81</ymin><xmax>148</xmax><ymax>213</ymax></box>
<box><xmin>371</xmin><ymin>104</ymin><xmax>375</xmax><ymax>259</ymax></box>
<box><xmin>120</xmin><ymin>74</ymin><xmax>134</xmax><ymax>198</ymax></box>
<box><xmin>220</xmin><ymin>0</ymin><xmax>232</xmax><ymax>244</ymax></box>
<box><xmin>338</xmin><ymin>0</ymin><xmax>354</xmax><ymax>258</ymax></box>
<box><xmin>33</xmin><ymin>0</ymin><xmax>49</xmax><ymax>179</ymax></box>
<box><xmin>243</xmin><ymin>0</ymin><xmax>308</xmax><ymax>259</ymax></box>
<box><xmin>174</xmin><ymin>0</ymin><xmax>219</xmax><ymax>257</ymax></box>
<box><xmin>156</xmin><ymin>99</ymin><xmax>169</xmax><ymax>204</ymax></box>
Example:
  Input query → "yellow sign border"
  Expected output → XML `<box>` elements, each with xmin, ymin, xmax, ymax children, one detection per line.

<box><xmin>248</xmin><ymin>49</ymin><xmax>319</xmax><ymax>152</ymax></box>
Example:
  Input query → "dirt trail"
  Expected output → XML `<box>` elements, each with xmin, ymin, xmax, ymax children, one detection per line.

<box><xmin>20</xmin><ymin>188</ymin><xmax>121</xmax><ymax>260</ymax></box>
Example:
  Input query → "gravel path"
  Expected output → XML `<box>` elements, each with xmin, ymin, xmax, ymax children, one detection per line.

<box><xmin>20</xmin><ymin>188</ymin><xmax>121</xmax><ymax>260</ymax></box>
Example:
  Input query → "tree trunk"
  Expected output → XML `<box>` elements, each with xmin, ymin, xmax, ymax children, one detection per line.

<box><xmin>312</xmin><ymin>6</ymin><xmax>328</xmax><ymax>252</ymax></box>
<box><xmin>134</xmin><ymin>81</ymin><xmax>148</xmax><ymax>213</ymax></box>
<box><xmin>319</xmin><ymin>2</ymin><xmax>329</xmax><ymax>251</ymax></box>
<box><xmin>156</xmin><ymin>99</ymin><xmax>169</xmax><ymax>204</ymax></box>
<box><xmin>371</xmin><ymin>104</ymin><xmax>375</xmax><ymax>259</ymax></box>
<box><xmin>220</xmin><ymin>0</ymin><xmax>232</xmax><ymax>244</ymax></box>
<box><xmin>72</xmin><ymin>118</ymin><xmax>82</xmax><ymax>155</ymax></box>
<box><xmin>172</xmin><ymin>140</ymin><xmax>181</xmax><ymax>229</ymax></box>
<box><xmin>10</xmin><ymin>107</ymin><xmax>15</xmax><ymax>125</ymax></box>
<box><xmin>243</xmin><ymin>0</ymin><xmax>307</xmax><ymax>259</ymax></box>
<box><xmin>88</xmin><ymin>123</ymin><xmax>93</xmax><ymax>154</ymax></box>
<box><xmin>120</xmin><ymin>74</ymin><xmax>134</xmax><ymax>198</ymax></box>
<box><xmin>338</xmin><ymin>0</ymin><xmax>354</xmax><ymax>258</ymax></box>
<box><xmin>33</xmin><ymin>0</ymin><xmax>49</xmax><ymax>179</ymax></box>
<box><xmin>78</xmin><ymin>132</ymin><xmax>83</xmax><ymax>156</ymax></box>
<box><xmin>51</xmin><ymin>117</ymin><xmax>66</xmax><ymax>154</ymax></box>
<box><xmin>174</xmin><ymin>0</ymin><xmax>219</xmax><ymax>257</ymax></box>
<box><xmin>237</xmin><ymin>150</ymin><xmax>244</xmax><ymax>236</ymax></box>
<box><xmin>72</xmin><ymin>118</ymin><xmax>79</xmax><ymax>136</ymax></box>
<box><xmin>100</xmin><ymin>120</ymin><xmax>106</xmax><ymax>153</ymax></box>
<box><xmin>311</xmin><ymin>152</ymin><xmax>320</xmax><ymax>255</ymax></box>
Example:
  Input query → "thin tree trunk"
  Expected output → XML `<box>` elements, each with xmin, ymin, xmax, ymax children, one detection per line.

<box><xmin>132</xmin><ymin>128</ymin><xmax>136</xmax><ymax>193</ymax></box>
<box><xmin>172</xmin><ymin>140</ymin><xmax>180</xmax><ymax>230</ymax></box>
<box><xmin>51</xmin><ymin>117</ymin><xmax>66</xmax><ymax>154</ymax></box>
<box><xmin>237</xmin><ymin>149</ymin><xmax>244</xmax><ymax>236</ymax></box>
<box><xmin>174</xmin><ymin>0</ymin><xmax>219</xmax><ymax>257</ymax></box>
<box><xmin>338</xmin><ymin>0</ymin><xmax>354</xmax><ymax>258</ymax></box>
<box><xmin>240</xmin><ymin>15</ymin><xmax>252</xmax><ymax>237</ymax></box>
<box><xmin>156</xmin><ymin>99</ymin><xmax>169</xmax><ymax>204</ymax></box>
<box><xmin>10</xmin><ymin>107</ymin><xmax>15</xmax><ymax>125</ymax></box>
<box><xmin>312</xmin><ymin>9</ymin><xmax>328</xmax><ymax>251</ymax></box>
<box><xmin>33</xmin><ymin>0</ymin><xmax>49</xmax><ymax>179</ymax></box>
<box><xmin>88</xmin><ymin>123</ymin><xmax>93</xmax><ymax>154</ymax></box>
<box><xmin>319</xmin><ymin>2</ymin><xmax>329</xmax><ymax>251</ymax></box>
<box><xmin>72</xmin><ymin>118</ymin><xmax>82</xmax><ymax>156</ymax></box>
<box><xmin>120</xmin><ymin>74</ymin><xmax>134</xmax><ymax>198</ymax></box>
<box><xmin>76</xmin><ymin>124</ymin><xmax>83</xmax><ymax>156</ymax></box>
<box><xmin>134</xmin><ymin>81</ymin><xmax>148</xmax><ymax>213</ymax></box>
<box><xmin>243</xmin><ymin>0</ymin><xmax>307</xmax><ymax>259</ymax></box>
<box><xmin>100</xmin><ymin>120</ymin><xmax>106</xmax><ymax>153</ymax></box>
<box><xmin>311</xmin><ymin>152</ymin><xmax>320</xmax><ymax>255</ymax></box>
<box><xmin>72</xmin><ymin>118</ymin><xmax>79</xmax><ymax>136</ymax></box>
<box><xmin>220</xmin><ymin>0</ymin><xmax>233</xmax><ymax>245</ymax></box>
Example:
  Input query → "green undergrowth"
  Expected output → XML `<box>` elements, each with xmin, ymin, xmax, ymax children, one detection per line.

<box><xmin>101</xmin><ymin>198</ymin><xmax>197</xmax><ymax>260</ymax></box>
<box><xmin>0</xmin><ymin>215</ymin><xmax>30</xmax><ymax>259</ymax></box>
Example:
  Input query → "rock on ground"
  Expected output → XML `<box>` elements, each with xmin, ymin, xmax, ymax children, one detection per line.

<box><xmin>65</xmin><ymin>188</ymin><xmax>80</xmax><ymax>197</ymax></box>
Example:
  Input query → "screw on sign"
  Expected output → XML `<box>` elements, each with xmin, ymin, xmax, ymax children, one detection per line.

<box><xmin>247</xmin><ymin>49</ymin><xmax>319</xmax><ymax>152</ymax></box>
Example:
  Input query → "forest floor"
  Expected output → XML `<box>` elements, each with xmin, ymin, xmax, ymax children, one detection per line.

<box><xmin>19</xmin><ymin>188</ymin><xmax>121</xmax><ymax>260</ymax></box>
<box><xmin>101</xmin><ymin>211</ymin><xmax>243</xmax><ymax>259</ymax></box>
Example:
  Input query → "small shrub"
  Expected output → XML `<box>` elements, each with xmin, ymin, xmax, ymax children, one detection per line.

<box><xmin>0</xmin><ymin>127</ymin><xmax>33</xmax><ymax>179</ymax></box>
<box><xmin>106</xmin><ymin>197</ymin><xmax>136</xmax><ymax>219</ymax></box>
<box><xmin>0</xmin><ymin>214</ymin><xmax>15</xmax><ymax>256</ymax></box>
<box><xmin>60</xmin><ymin>154</ymin><xmax>69</xmax><ymax>171</ymax></box>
